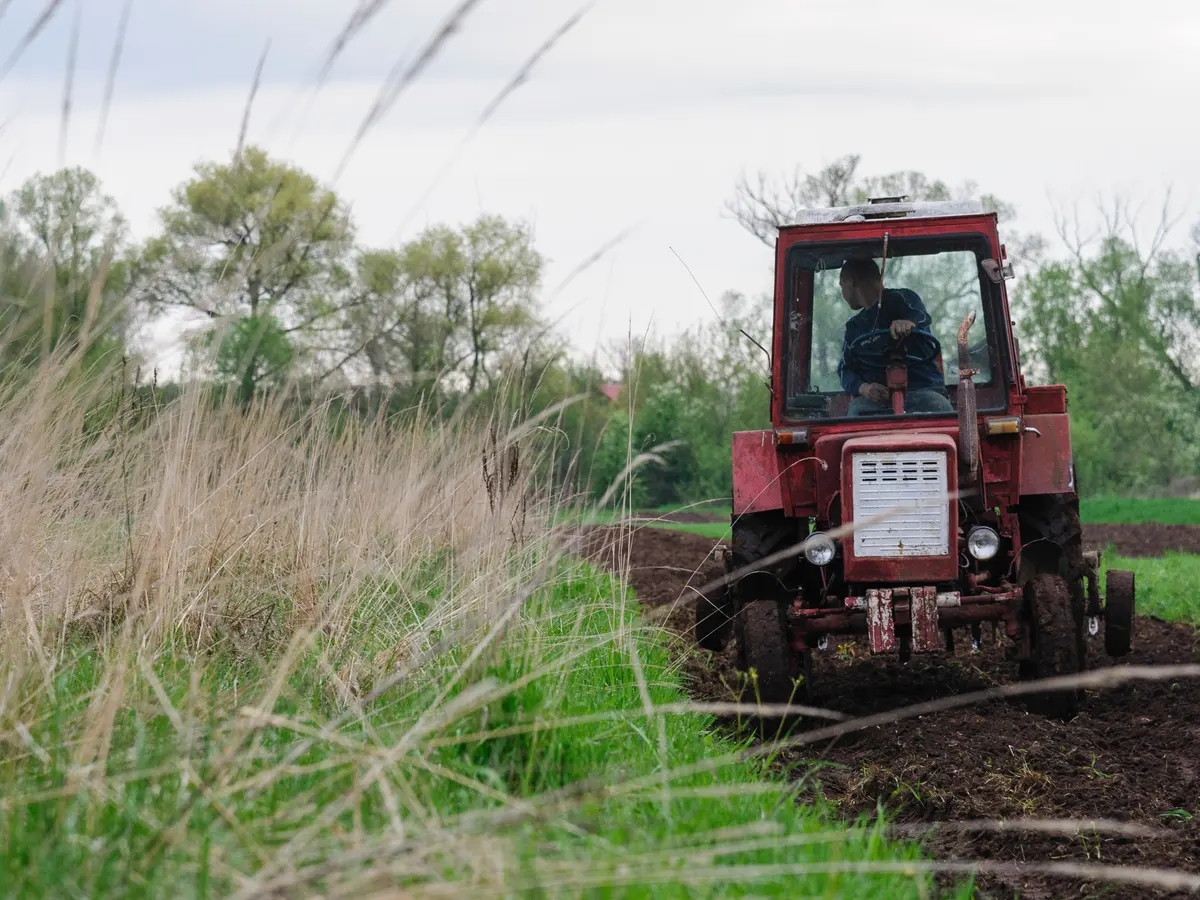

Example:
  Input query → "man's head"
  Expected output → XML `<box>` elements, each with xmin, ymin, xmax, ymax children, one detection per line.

<box><xmin>839</xmin><ymin>257</ymin><xmax>883</xmax><ymax>310</ymax></box>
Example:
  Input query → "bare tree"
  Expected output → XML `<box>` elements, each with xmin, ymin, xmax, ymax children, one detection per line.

<box><xmin>726</xmin><ymin>154</ymin><xmax>1015</xmax><ymax>247</ymax></box>
<box><xmin>726</xmin><ymin>155</ymin><xmax>862</xmax><ymax>245</ymax></box>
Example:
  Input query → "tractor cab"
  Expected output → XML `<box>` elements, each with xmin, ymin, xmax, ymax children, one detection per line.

<box><xmin>698</xmin><ymin>197</ymin><xmax>1137</xmax><ymax>719</ymax></box>
<box><xmin>778</xmin><ymin>199</ymin><xmax>1004</xmax><ymax>424</ymax></box>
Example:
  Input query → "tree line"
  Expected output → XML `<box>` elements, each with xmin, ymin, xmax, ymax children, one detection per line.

<box><xmin>2</xmin><ymin>147</ymin><xmax>1197</xmax><ymax>502</ymax></box>
<box><xmin>0</xmin><ymin>147</ymin><xmax>551</xmax><ymax>408</ymax></box>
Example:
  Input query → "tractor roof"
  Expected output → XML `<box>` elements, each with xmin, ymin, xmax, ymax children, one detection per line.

<box><xmin>785</xmin><ymin>197</ymin><xmax>986</xmax><ymax>228</ymax></box>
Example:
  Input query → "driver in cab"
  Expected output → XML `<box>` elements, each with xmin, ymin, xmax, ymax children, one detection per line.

<box><xmin>837</xmin><ymin>257</ymin><xmax>954</xmax><ymax>416</ymax></box>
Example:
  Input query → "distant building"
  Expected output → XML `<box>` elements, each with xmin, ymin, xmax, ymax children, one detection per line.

<box><xmin>598</xmin><ymin>382</ymin><xmax>623</xmax><ymax>403</ymax></box>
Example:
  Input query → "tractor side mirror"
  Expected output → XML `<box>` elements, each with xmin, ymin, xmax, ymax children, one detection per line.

<box><xmin>981</xmin><ymin>258</ymin><xmax>1014</xmax><ymax>283</ymax></box>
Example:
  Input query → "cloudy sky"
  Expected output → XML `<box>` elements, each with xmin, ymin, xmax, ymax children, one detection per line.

<box><xmin>0</xmin><ymin>0</ymin><xmax>1197</xmax><ymax>373</ymax></box>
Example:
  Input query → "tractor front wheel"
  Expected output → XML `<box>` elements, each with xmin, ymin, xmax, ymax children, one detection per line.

<box><xmin>1018</xmin><ymin>573</ymin><xmax>1086</xmax><ymax>719</ymax></box>
<box><xmin>735</xmin><ymin>600</ymin><xmax>806</xmax><ymax>707</ymax></box>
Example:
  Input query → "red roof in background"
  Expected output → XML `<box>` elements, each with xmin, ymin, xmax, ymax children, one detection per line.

<box><xmin>598</xmin><ymin>382</ymin><xmax>622</xmax><ymax>403</ymax></box>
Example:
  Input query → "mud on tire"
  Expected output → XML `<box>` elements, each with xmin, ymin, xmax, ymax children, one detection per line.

<box><xmin>1018</xmin><ymin>494</ymin><xmax>1087</xmax><ymax>588</ymax></box>
<box><xmin>735</xmin><ymin>600</ymin><xmax>805</xmax><ymax>707</ymax></box>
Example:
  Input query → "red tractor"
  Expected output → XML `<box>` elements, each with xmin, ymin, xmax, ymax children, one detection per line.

<box><xmin>696</xmin><ymin>197</ymin><xmax>1136</xmax><ymax>717</ymax></box>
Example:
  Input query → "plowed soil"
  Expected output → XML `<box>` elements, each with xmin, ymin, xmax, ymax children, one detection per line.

<box><xmin>576</xmin><ymin>524</ymin><xmax>1200</xmax><ymax>900</ymax></box>
<box><xmin>1084</xmin><ymin>523</ymin><xmax>1200</xmax><ymax>557</ymax></box>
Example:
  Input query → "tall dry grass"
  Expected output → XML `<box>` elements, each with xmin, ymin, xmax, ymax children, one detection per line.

<box><xmin>0</xmin><ymin>358</ymin><xmax>541</xmax><ymax>655</ymax></box>
<box><xmin>0</xmin><ymin>355</ymin><xmax>578</xmax><ymax>891</ymax></box>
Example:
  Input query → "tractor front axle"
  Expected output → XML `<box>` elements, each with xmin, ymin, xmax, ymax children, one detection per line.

<box><xmin>788</xmin><ymin>586</ymin><xmax>1023</xmax><ymax>654</ymax></box>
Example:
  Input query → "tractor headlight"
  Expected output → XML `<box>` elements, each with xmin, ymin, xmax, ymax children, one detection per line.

<box><xmin>802</xmin><ymin>532</ymin><xmax>836</xmax><ymax>567</ymax></box>
<box><xmin>967</xmin><ymin>526</ymin><xmax>1000</xmax><ymax>561</ymax></box>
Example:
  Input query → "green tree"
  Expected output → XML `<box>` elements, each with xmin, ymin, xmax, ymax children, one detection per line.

<box><xmin>399</xmin><ymin>215</ymin><xmax>542</xmax><ymax>395</ymax></box>
<box><xmin>325</xmin><ymin>216</ymin><xmax>544</xmax><ymax>408</ymax></box>
<box><xmin>590</xmin><ymin>292</ymin><xmax>772</xmax><ymax>508</ymax></box>
<box><xmin>1</xmin><ymin>168</ymin><xmax>129</xmax><ymax>367</ymax></box>
<box><xmin>135</xmin><ymin>145</ymin><xmax>354</xmax><ymax>401</ymax></box>
<box><xmin>1013</xmin><ymin>202</ymin><xmax>1200</xmax><ymax>493</ymax></box>
<box><xmin>323</xmin><ymin>248</ymin><xmax>409</xmax><ymax>410</ymax></box>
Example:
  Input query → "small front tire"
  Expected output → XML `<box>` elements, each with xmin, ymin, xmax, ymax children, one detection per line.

<box><xmin>695</xmin><ymin>589</ymin><xmax>734</xmax><ymax>652</ymax></box>
<box><xmin>1104</xmin><ymin>569</ymin><xmax>1135</xmax><ymax>657</ymax></box>
<box><xmin>1018</xmin><ymin>573</ymin><xmax>1085</xmax><ymax>719</ymax></box>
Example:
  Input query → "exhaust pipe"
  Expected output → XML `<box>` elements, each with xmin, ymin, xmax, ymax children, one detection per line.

<box><xmin>957</xmin><ymin>312</ymin><xmax>980</xmax><ymax>489</ymax></box>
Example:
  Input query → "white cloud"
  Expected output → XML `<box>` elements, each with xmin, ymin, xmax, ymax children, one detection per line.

<box><xmin>0</xmin><ymin>0</ymin><xmax>1196</xmax><ymax>377</ymax></box>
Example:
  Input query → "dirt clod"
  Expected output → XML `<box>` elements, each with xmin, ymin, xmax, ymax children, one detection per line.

<box><xmin>579</xmin><ymin>524</ymin><xmax>1200</xmax><ymax>900</ymax></box>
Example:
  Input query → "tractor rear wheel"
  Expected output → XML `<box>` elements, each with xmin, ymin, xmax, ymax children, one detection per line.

<box><xmin>1019</xmin><ymin>573</ymin><xmax>1086</xmax><ymax>719</ymax></box>
<box><xmin>1105</xmin><ymin>569</ymin><xmax>1136</xmax><ymax>657</ymax></box>
<box><xmin>735</xmin><ymin>599</ymin><xmax>805</xmax><ymax>707</ymax></box>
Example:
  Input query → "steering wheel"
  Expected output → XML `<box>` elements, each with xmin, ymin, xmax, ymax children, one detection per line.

<box><xmin>846</xmin><ymin>326</ymin><xmax>941</xmax><ymax>372</ymax></box>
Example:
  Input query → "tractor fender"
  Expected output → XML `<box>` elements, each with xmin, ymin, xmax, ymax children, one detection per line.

<box><xmin>732</xmin><ymin>430</ymin><xmax>787</xmax><ymax>515</ymax></box>
<box><xmin>1019</xmin><ymin>413</ymin><xmax>1074</xmax><ymax>496</ymax></box>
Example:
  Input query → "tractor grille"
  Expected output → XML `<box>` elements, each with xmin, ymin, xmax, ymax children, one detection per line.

<box><xmin>852</xmin><ymin>451</ymin><xmax>949</xmax><ymax>558</ymax></box>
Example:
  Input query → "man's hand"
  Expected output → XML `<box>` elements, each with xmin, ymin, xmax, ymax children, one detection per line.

<box><xmin>889</xmin><ymin>318</ymin><xmax>916</xmax><ymax>340</ymax></box>
<box><xmin>859</xmin><ymin>383</ymin><xmax>889</xmax><ymax>405</ymax></box>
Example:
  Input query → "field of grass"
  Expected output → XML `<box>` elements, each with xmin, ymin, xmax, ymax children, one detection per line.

<box><xmin>1080</xmin><ymin>496</ymin><xmax>1200</xmax><ymax>525</ymax></box>
<box><xmin>1100</xmin><ymin>553</ymin><xmax>1200</xmax><ymax>626</ymax></box>
<box><xmin>0</xmin><ymin>370</ymin><xmax>959</xmax><ymax>899</ymax></box>
<box><xmin>572</xmin><ymin>502</ymin><xmax>731</xmax><ymax>525</ymax></box>
<box><xmin>654</xmin><ymin>521</ymin><xmax>731</xmax><ymax>539</ymax></box>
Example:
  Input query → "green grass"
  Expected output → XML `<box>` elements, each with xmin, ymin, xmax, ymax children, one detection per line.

<box><xmin>640</xmin><ymin>501</ymin><xmax>733</xmax><ymax>518</ymax></box>
<box><xmin>1081</xmin><ymin>497</ymin><xmax>1200</xmax><ymax>525</ymax></box>
<box><xmin>1</xmin><ymin>565</ymin><xmax>955</xmax><ymax>898</ymax></box>
<box><xmin>562</xmin><ymin>502</ymin><xmax>733</xmax><ymax>528</ymax></box>
<box><xmin>1100</xmin><ymin>552</ymin><xmax>1200</xmax><ymax>626</ymax></box>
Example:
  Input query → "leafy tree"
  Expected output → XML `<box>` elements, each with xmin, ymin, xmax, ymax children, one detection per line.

<box><xmin>329</xmin><ymin>215</ymin><xmax>544</xmax><ymax>405</ymax></box>
<box><xmin>1013</xmin><ymin>201</ymin><xmax>1200</xmax><ymax>493</ymax></box>
<box><xmin>324</xmin><ymin>248</ymin><xmax>409</xmax><ymax>409</ymax></box>
<box><xmin>590</xmin><ymin>292</ymin><xmax>772</xmax><ymax>508</ymax></box>
<box><xmin>470</xmin><ymin>343</ymin><xmax>618</xmax><ymax>503</ymax></box>
<box><xmin>1</xmin><ymin>168</ymin><xmax>129</xmax><ymax>366</ymax></box>
<box><xmin>135</xmin><ymin>145</ymin><xmax>354</xmax><ymax>401</ymax></box>
<box><xmin>400</xmin><ymin>215</ymin><xmax>542</xmax><ymax>394</ymax></box>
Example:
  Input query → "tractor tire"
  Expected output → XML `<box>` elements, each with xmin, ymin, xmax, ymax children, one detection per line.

<box><xmin>727</xmin><ymin>512</ymin><xmax>804</xmax><ymax>601</ymax></box>
<box><xmin>730</xmin><ymin>511</ymin><xmax>797</xmax><ymax>564</ymax></box>
<box><xmin>735</xmin><ymin>599</ymin><xmax>804</xmax><ymax>707</ymax></box>
<box><xmin>1019</xmin><ymin>573</ymin><xmax>1086</xmax><ymax>719</ymax></box>
<box><xmin>1105</xmin><ymin>569</ymin><xmax>1136</xmax><ymax>657</ymax></box>
<box><xmin>695</xmin><ymin>589</ymin><xmax>734</xmax><ymax>652</ymax></box>
<box><xmin>1019</xmin><ymin>494</ymin><xmax>1087</xmax><ymax>589</ymax></box>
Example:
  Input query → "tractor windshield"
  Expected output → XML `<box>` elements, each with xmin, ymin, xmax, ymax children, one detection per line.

<box><xmin>782</xmin><ymin>234</ymin><xmax>1006</xmax><ymax>422</ymax></box>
